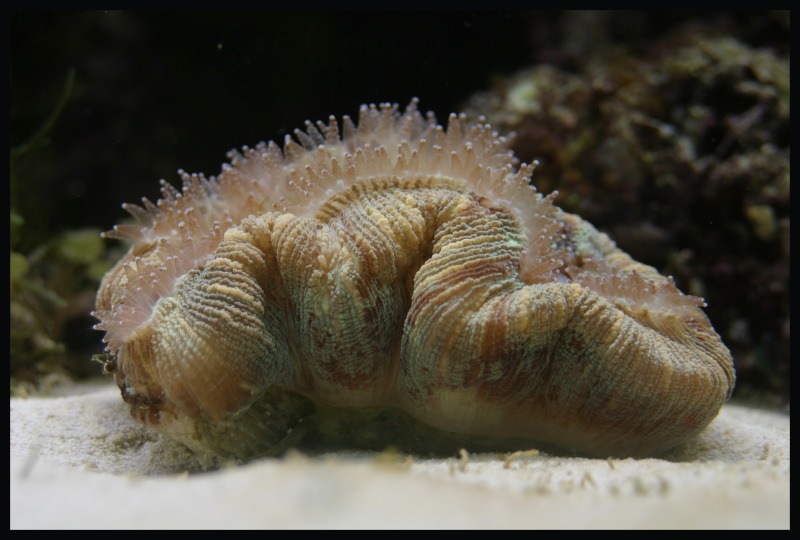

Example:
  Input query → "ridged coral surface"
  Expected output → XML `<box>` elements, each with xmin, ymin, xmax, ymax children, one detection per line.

<box><xmin>94</xmin><ymin>100</ymin><xmax>735</xmax><ymax>458</ymax></box>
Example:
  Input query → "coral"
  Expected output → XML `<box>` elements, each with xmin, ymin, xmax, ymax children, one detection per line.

<box><xmin>94</xmin><ymin>102</ymin><xmax>734</xmax><ymax>459</ymax></box>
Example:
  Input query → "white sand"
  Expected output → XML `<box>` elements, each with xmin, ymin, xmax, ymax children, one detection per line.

<box><xmin>10</xmin><ymin>382</ymin><xmax>789</xmax><ymax>529</ymax></box>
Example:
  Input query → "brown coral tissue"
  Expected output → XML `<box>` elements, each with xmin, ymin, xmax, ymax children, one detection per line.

<box><xmin>94</xmin><ymin>101</ymin><xmax>735</xmax><ymax>459</ymax></box>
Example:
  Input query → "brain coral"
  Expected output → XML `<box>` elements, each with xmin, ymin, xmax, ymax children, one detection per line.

<box><xmin>94</xmin><ymin>100</ymin><xmax>735</xmax><ymax>459</ymax></box>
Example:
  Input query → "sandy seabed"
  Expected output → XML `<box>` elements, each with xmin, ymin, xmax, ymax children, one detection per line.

<box><xmin>10</xmin><ymin>382</ymin><xmax>789</xmax><ymax>529</ymax></box>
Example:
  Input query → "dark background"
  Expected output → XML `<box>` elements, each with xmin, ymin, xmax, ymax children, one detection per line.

<box><xmin>12</xmin><ymin>10</ymin><xmax>781</xmax><ymax>242</ymax></box>
<box><xmin>11</xmin><ymin>12</ymin><xmax>534</xmax><ymax>238</ymax></box>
